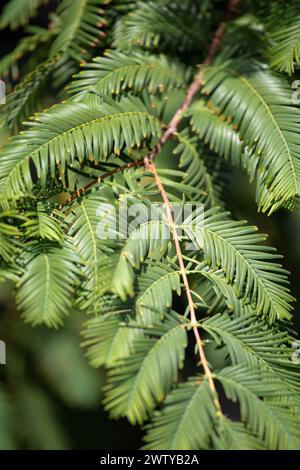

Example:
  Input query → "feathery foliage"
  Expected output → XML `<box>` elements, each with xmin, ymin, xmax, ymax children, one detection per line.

<box><xmin>68</xmin><ymin>50</ymin><xmax>189</xmax><ymax>102</ymax></box>
<box><xmin>265</xmin><ymin>0</ymin><xmax>300</xmax><ymax>75</ymax></box>
<box><xmin>16</xmin><ymin>244</ymin><xmax>80</xmax><ymax>328</ymax></box>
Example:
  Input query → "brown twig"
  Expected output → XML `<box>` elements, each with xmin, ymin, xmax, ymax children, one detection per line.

<box><xmin>58</xmin><ymin>159</ymin><xmax>144</xmax><ymax>210</ymax></box>
<box><xmin>144</xmin><ymin>0</ymin><xmax>239</xmax><ymax>413</ymax></box>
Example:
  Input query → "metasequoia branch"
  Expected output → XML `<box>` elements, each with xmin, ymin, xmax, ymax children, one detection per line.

<box><xmin>146</xmin><ymin>0</ymin><xmax>239</xmax><ymax>162</ymax></box>
<box><xmin>58</xmin><ymin>0</ymin><xmax>239</xmax><ymax>410</ymax></box>
<box><xmin>144</xmin><ymin>0</ymin><xmax>239</xmax><ymax>413</ymax></box>
<box><xmin>145</xmin><ymin>159</ymin><xmax>222</xmax><ymax>414</ymax></box>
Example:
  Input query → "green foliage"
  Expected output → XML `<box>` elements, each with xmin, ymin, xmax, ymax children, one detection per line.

<box><xmin>196</xmin><ymin>63</ymin><xmax>300</xmax><ymax>213</ymax></box>
<box><xmin>103</xmin><ymin>312</ymin><xmax>187</xmax><ymax>424</ymax></box>
<box><xmin>82</xmin><ymin>306</ymin><xmax>141</xmax><ymax>367</ymax></box>
<box><xmin>0</xmin><ymin>0</ymin><xmax>300</xmax><ymax>451</ymax></box>
<box><xmin>113</xmin><ymin>0</ymin><xmax>211</xmax><ymax>53</ymax></box>
<box><xmin>16</xmin><ymin>244</ymin><xmax>80</xmax><ymax>327</ymax></box>
<box><xmin>23</xmin><ymin>203</ymin><xmax>64</xmax><ymax>242</ymax></box>
<box><xmin>265</xmin><ymin>0</ymin><xmax>300</xmax><ymax>75</ymax></box>
<box><xmin>212</xmin><ymin>417</ymin><xmax>266</xmax><ymax>450</ymax></box>
<box><xmin>68</xmin><ymin>50</ymin><xmax>189</xmax><ymax>102</ymax></box>
<box><xmin>2</xmin><ymin>57</ymin><xmax>58</xmax><ymax>131</ymax></box>
<box><xmin>199</xmin><ymin>208</ymin><xmax>294</xmax><ymax>322</ymax></box>
<box><xmin>174</xmin><ymin>130</ymin><xmax>225</xmax><ymax>207</ymax></box>
<box><xmin>0</xmin><ymin>99</ymin><xmax>161</xmax><ymax>201</ymax></box>
<box><xmin>201</xmin><ymin>312</ymin><xmax>300</xmax><ymax>391</ymax></box>
<box><xmin>216</xmin><ymin>366</ymin><xmax>300</xmax><ymax>449</ymax></box>
<box><xmin>50</xmin><ymin>0</ymin><xmax>107</xmax><ymax>59</ymax></box>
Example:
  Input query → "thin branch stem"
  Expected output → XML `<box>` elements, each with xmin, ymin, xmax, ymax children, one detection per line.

<box><xmin>143</xmin><ymin>0</ymin><xmax>240</xmax><ymax>414</ymax></box>
<box><xmin>58</xmin><ymin>159</ymin><xmax>144</xmax><ymax>210</ymax></box>
<box><xmin>146</xmin><ymin>0</ymin><xmax>240</xmax><ymax>163</ymax></box>
<box><xmin>144</xmin><ymin>159</ymin><xmax>222</xmax><ymax>414</ymax></box>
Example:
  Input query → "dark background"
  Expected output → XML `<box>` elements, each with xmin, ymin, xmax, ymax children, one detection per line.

<box><xmin>0</xmin><ymin>0</ymin><xmax>299</xmax><ymax>450</ymax></box>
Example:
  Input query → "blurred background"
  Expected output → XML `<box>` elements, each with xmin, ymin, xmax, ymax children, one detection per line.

<box><xmin>0</xmin><ymin>0</ymin><xmax>300</xmax><ymax>450</ymax></box>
